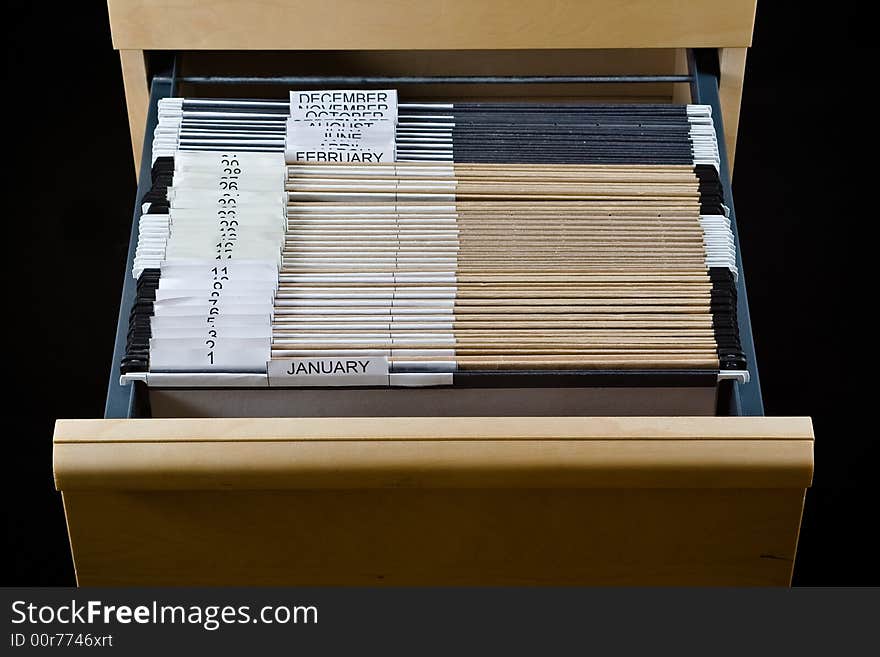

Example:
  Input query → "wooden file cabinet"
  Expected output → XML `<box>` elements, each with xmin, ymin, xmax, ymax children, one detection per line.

<box><xmin>53</xmin><ymin>0</ymin><xmax>813</xmax><ymax>585</ymax></box>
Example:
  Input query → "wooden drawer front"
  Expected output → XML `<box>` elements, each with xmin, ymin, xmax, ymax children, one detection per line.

<box><xmin>55</xmin><ymin>417</ymin><xmax>813</xmax><ymax>585</ymax></box>
<box><xmin>107</xmin><ymin>1</ymin><xmax>757</xmax><ymax>50</ymax></box>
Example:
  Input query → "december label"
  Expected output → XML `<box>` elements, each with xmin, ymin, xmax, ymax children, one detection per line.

<box><xmin>296</xmin><ymin>90</ymin><xmax>390</xmax><ymax>102</ymax></box>
<box><xmin>291</xmin><ymin>91</ymin><xmax>396</xmax><ymax>115</ymax></box>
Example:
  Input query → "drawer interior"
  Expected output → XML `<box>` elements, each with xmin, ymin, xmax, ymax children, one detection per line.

<box><xmin>167</xmin><ymin>49</ymin><xmax>692</xmax><ymax>103</ymax></box>
<box><xmin>109</xmin><ymin>48</ymin><xmax>761</xmax><ymax>420</ymax></box>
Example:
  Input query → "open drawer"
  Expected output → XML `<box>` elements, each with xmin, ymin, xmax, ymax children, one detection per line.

<box><xmin>53</xmin><ymin>47</ymin><xmax>813</xmax><ymax>585</ymax></box>
<box><xmin>55</xmin><ymin>417</ymin><xmax>812</xmax><ymax>585</ymax></box>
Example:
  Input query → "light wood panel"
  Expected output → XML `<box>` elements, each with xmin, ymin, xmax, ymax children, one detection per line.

<box><xmin>107</xmin><ymin>0</ymin><xmax>758</xmax><ymax>51</ymax></box>
<box><xmin>55</xmin><ymin>416</ymin><xmax>812</xmax><ymax>585</ymax></box>
<box><xmin>719</xmin><ymin>47</ymin><xmax>749</xmax><ymax>172</ymax></box>
<box><xmin>62</xmin><ymin>487</ymin><xmax>807</xmax><ymax>585</ymax></box>
<box><xmin>54</xmin><ymin>416</ymin><xmax>814</xmax><ymax>444</ymax></box>
<box><xmin>118</xmin><ymin>49</ymin><xmax>148</xmax><ymax>178</ymax></box>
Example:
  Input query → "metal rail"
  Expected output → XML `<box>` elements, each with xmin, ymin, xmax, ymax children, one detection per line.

<box><xmin>160</xmin><ymin>74</ymin><xmax>693</xmax><ymax>86</ymax></box>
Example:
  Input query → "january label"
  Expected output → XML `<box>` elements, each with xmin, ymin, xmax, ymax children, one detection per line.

<box><xmin>267</xmin><ymin>356</ymin><xmax>390</xmax><ymax>387</ymax></box>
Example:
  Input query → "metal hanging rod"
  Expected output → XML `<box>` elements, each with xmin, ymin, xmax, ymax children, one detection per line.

<box><xmin>157</xmin><ymin>74</ymin><xmax>693</xmax><ymax>86</ymax></box>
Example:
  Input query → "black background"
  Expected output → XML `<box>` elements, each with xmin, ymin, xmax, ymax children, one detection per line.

<box><xmin>5</xmin><ymin>2</ymin><xmax>877</xmax><ymax>585</ymax></box>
